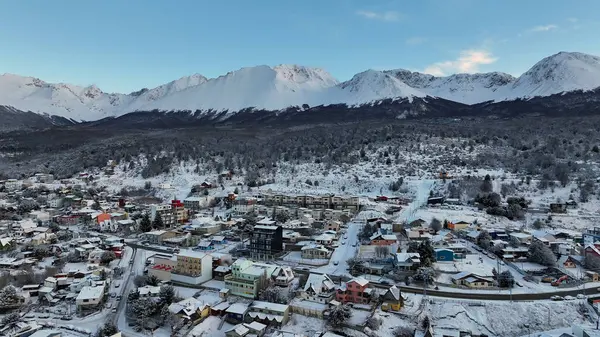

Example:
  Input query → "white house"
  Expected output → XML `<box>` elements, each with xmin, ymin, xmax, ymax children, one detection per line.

<box><xmin>76</xmin><ymin>286</ymin><xmax>105</xmax><ymax>311</ymax></box>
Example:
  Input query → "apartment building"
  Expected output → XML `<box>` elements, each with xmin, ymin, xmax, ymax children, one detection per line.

<box><xmin>224</xmin><ymin>259</ymin><xmax>278</xmax><ymax>299</ymax></box>
<box><xmin>150</xmin><ymin>204</ymin><xmax>177</xmax><ymax>228</ymax></box>
<box><xmin>263</xmin><ymin>194</ymin><xmax>359</xmax><ymax>212</ymax></box>
<box><xmin>184</xmin><ymin>197</ymin><xmax>205</xmax><ymax>212</ymax></box>
<box><xmin>249</xmin><ymin>224</ymin><xmax>283</xmax><ymax>260</ymax></box>
<box><xmin>76</xmin><ymin>285</ymin><xmax>105</xmax><ymax>312</ymax></box>
<box><xmin>171</xmin><ymin>251</ymin><xmax>213</xmax><ymax>285</ymax></box>
<box><xmin>171</xmin><ymin>199</ymin><xmax>188</xmax><ymax>224</ymax></box>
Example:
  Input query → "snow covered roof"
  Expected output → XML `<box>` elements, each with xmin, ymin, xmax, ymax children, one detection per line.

<box><xmin>348</xmin><ymin>277</ymin><xmax>369</xmax><ymax>287</ymax></box>
<box><xmin>77</xmin><ymin>286</ymin><xmax>104</xmax><ymax>301</ymax></box>
<box><xmin>510</xmin><ymin>232</ymin><xmax>532</xmax><ymax>239</ymax></box>
<box><xmin>254</xmin><ymin>225</ymin><xmax>278</xmax><ymax>230</ymax></box>
<box><xmin>226</xmin><ymin>302</ymin><xmax>249</xmax><ymax>314</ymax></box>
<box><xmin>251</xmin><ymin>301</ymin><xmax>289</xmax><ymax>313</ymax></box>
<box><xmin>225</xmin><ymin>324</ymin><xmax>250</xmax><ymax>336</ymax></box>
<box><xmin>176</xmin><ymin>250</ymin><xmax>208</xmax><ymax>259</ymax></box>
<box><xmin>304</xmin><ymin>273</ymin><xmax>335</xmax><ymax>294</ymax></box>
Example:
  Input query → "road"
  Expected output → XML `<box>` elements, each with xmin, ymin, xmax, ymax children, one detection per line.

<box><xmin>315</xmin><ymin>221</ymin><xmax>361</xmax><ymax>275</ymax></box>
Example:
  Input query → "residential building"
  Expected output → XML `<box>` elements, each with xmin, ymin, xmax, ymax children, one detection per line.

<box><xmin>148</xmin><ymin>254</ymin><xmax>177</xmax><ymax>281</ymax></box>
<box><xmin>394</xmin><ymin>253</ymin><xmax>421</xmax><ymax>270</ymax></box>
<box><xmin>142</xmin><ymin>230</ymin><xmax>177</xmax><ymax>244</ymax></box>
<box><xmin>4</xmin><ymin>179</ymin><xmax>21</xmax><ymax>191</ymax></box>
<box><xmin>451</xmin><ymin>272</ymin><xmax>494</xmax><ymax>288</ymax></box>
<box><xmin>326</xmin><ymin>221</ymin><xmax>341</xmax><ymax>232</ymax></box>
<box><xmin>225</xmin><ymin>322</ymin><xmax>267</xmax><ymax>337</ymax></box>
<box><xmin>435</xmin><ymin>249</ymin><xmax>455</xmax><ymax>262</ymax></box>
<box><xmin>336</xmin><ymin>277</ymin><xmax>374</xmax><ymax>304</ymax></box>
<box><xmin>583</xmin><ymin>228</ymin><xmax>600</xmax><ymax>246</ymax></box>
<box><xmin>184</xmin><ymin>197</ymin><xmax>205</xmax><ymax>212</ymax></box>
<box><xmin>300</xmin><ymin>244</ymin><xmax>332</xmax><ymax>259</ymax></box>
<box><xmin>250</xmin><ymin>224</ymin><xmax>283</xmax><ymax>260</ymax></box>
<box><xmin>314</xmin><ymin>233</ymin><xmax>335</xmax><ymax>245</ymax></box>
<box><xmin>381</xmin><ymin>285</ymin><xmax>403</xmax><ymax>311</ymax></box>
<box><xmin>370</xmin><ymin>233</ymin><xmax>398</xmax><ymax>246</ymax></box>
<box><xmin>290</xmin><ymin>273</ymin><xmax>334</xmax><ymax>318</ymax></box>
<box><xmin>138</xmin><ymin>285</ymin><xmax>161</xmax><ymax>297</ymax></box>
<box><xmin>300</xmin><ymin>273</ymin><xmax>335</xmax><ymax>303</ymax></box>
<box><xmin>172</xmin><ymin>251</ymin><xmax>213</xmax><ymax>285</ymax></box>
<box><xmin>76</xmin><ymin>286</ymin><xmax>105</xmax><ymax>312</ymax></box>
<box><xmin>272</xmin><ymin>266</ymin><xmax>294</xmax><ymax>286</ymax></box>
<box><xmin>248</xmin><ymin>301</ymin><xmax>290</xmax><ymax>325</ymax></box>
<box><xmin>225</xmin><ymin>303</ymin><xmax>249</xmax><ymax>324</ymax></box>
<box><xmin>150</xmin><ymin>204</ymin><xmax>176</xmax><ymax>228</ymax></box>
<box><xmin>171</xmin><ymin>199</ymin><xmax>188</xmax><ymax>224</ymax></box>
<box><xmin>447</xmin><ymin>221</ymin><xmax>470</xmax><ymax>231</ymax></box>
<box><xmin>224</xmin><ymin>259</ymin><xmax>278</xmax><ymax>299</ymax></box>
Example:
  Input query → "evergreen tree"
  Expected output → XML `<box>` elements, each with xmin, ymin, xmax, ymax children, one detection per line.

<box><xmin>139</xmin><ymin>213</ymin><xmax>152</xmax><ymax>232</ymax></box>
<box><xmin>152</xmin><ymin>212</ymin><xmax>164</xmax><ymax>229</ymax></box>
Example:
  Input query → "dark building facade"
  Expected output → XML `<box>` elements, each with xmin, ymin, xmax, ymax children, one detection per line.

<box><xmin>250</xmin><ymin>225</ymin><xmax>283</xmax><ymax>260</ymax></box>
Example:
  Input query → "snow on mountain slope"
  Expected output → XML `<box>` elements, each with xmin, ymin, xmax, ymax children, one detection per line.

<box><xmin>0</xmin><ymin>73</ymin><xmax>128</xmax><ymax>121</ymax></box>
<box><xmin>335</xmin><ymin>69</ymin><xmax>426</xmax><ymax>104</ymax></box>
<box><xmin>2</xmin><ymin>51</ymin><xmax>600</xmax><ymax>121</ymax></box>
<box><xmin>134</xmin><ymin>65</ymin><xmax>339</xmax><ymax>113</ymax></box>
<box><xmin>506</xmin><ymin>51</ymin><xmax>600</xmax><ymax>99</ymax></box>
<box><xmin>385</xmin><ymin>69</ymin><xmax>516</xmax><ymax>104</ymax></box>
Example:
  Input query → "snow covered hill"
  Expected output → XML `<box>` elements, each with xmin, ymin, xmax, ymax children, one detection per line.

<box><xmin>1</xmin><ymin>51</ymin><xmax>600</xmax><ymax>121</ymax></box>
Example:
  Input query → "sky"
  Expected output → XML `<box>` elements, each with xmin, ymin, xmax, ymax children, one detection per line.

<box><xmin>0</xmin><ymin>0</ymin><xmax>599</xmax><ymax>93</ymax></box>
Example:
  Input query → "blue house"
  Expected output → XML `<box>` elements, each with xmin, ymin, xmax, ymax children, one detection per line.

<box><xmin>435</xmin><ymin>248</ymin><xmax>455</xmax><ymax>262</ymax></box>
<box><xmin>196</xmin><ymin>241</ymin><xmax>214</xmax><ymax>251</ymax></box>
<box><xmin>211</xmin><ymin>235</ymin><xmax>227</xmax><ymax>245</ymax></box>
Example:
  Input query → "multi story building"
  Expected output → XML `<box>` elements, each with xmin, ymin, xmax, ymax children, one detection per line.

<box><xmin>183</xmin><ymin>197</ymin><xmax>204</xmax><ymax>212</ymax></box>
<box><xmin>171</xmin><ymin>199</ymin><xmax>188</xmax><ymax>224</ymax></box>
<box><xmin>249</xmin><ymin>224</ymin><xmax>283</xmax><ymax>260</ymax></box>
<box><xmin>335</xmin><ymin>277</ymin><xmax>374</xmax><ymax>304</ymax></box>
<box><xmin>171</xmin><ymin>251</ymin><xmax>213</xmax><ymax>285</ymax></box>
<box><xmin>150</xmin><ymin>204</ymin><xmax>176</xmax><ymax>228</ymax></box>
<box><xmin>224</xmin><ymin>259</ymin><xmax>278</xmax><ymax>299</ymax></box>
<box><xmin>263</xmin><ymin>194</ymin><xmax>359</xmax><ymax>212</ymax></box>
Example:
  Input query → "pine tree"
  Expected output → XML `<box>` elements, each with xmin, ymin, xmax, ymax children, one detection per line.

<box><xmin>139</xmin><ymin>213</ymin><xmax>152</xmax><ymax>232</ymax></box>
<box><xmin>328</xmin><ymin>304</ymin><xmax>352</xmax><ymax>327</ymax></box>
<box><xmin>152</xmin><ymin>212</ymin><xmax>164</xmax><ymax>229</ymax></box>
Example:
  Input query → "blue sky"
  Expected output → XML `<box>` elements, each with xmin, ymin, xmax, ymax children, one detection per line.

<box><xmin>1</xmin><ymin>0</ymin><xmax>599</xmax><ymax>93</ymax></box>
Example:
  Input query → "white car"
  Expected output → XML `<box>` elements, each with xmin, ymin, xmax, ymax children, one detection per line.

<box><xmin>564</xmin><ymin>295</ymin><xmax>576</xmax><ymax>301</ymax></box>
<box><xmin>333</xmin><ymin>261</ymin><xmax>339</xmax><ymax>265</ymax></box>
<box><xmin>551</xmin><ymin>295</ymin><xmax>564</xmax><ymax>301</ymax></box>
<box><xmin>577</xmin><ymin>294</ymin><xmax>586</xmax><ymax>299</ymax></box>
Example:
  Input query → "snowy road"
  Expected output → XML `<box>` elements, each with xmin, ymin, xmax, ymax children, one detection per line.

<box><xmin>315</xmin><ymin>221</ymin><xmax>361</xmax><ymax>276</ymax></box>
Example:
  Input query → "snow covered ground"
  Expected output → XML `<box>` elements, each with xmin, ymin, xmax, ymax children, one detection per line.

<box><xmin>315</xmin><ymin>221</ymin><xmax>361</xmax><ymax>276</ymax></box>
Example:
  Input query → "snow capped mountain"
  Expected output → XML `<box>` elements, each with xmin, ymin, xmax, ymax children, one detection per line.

<box><xmin>506</xmin><ymin>51</ymin><xmax>600</xmax><ymax>99</ymax></box>
<box><xmin>336</xmin><ymin>69</ymin><xmax>426</xmax><ymax>104</ymax></box>
<box><xmin>1</xmin><ymin>51</ymin><xmax>600</xmax><ymax>122</ymax></box>
<box><xmin>134</xmin><ymin>65</ymin><xmax>339</xmax><ymax>113</ymax></box>
<box><xmin>384</xmin><ymin>70</ymin><xmax>516</xmax><ymax>104</ymax></box>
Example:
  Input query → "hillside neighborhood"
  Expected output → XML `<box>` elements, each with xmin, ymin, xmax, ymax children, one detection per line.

<box><xmin>0</xmin><ymin>166</ymin><xmax>599</xmax><ymax>337</ymax></box>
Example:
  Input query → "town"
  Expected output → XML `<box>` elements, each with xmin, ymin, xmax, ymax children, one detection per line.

<box><xmin>0</xmin><ymin>165</ymin><xmax>599</xmax><ymax>337</ymax></box>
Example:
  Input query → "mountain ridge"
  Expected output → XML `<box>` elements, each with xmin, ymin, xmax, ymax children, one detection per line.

<box><xmin>2</xmin><ymin>51</ymin><xmax>600</xmax><ymax>122</ymax></box>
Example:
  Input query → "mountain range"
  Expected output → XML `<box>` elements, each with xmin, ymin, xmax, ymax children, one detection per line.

<box><xmin>1</xmin><ymin>51</ymin><xmax>600</xmax><ymax>123</ymax></box>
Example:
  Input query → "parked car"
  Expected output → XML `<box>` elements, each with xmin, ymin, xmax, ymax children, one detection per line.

<box><xmin>116</xmin><ymin>295</ymin><xmax>122</xmax><ymax>301</ymax></box>
<box><xmin>333</xmin><ymin>261</ymin><xmax>339</xmax><ymax>265</ymax></box>
<box><xmin>112</xmin><ymin>308</ymin><xmax>118</xmax><ymax>313</ymax></box>
<box><xmin>551</xmin><ymin>295</ymin><xmax>564</xmax><ymax>301</ymax></box>
<box><xmin>60</xmin><ymin>316</ymin><xmax>72</xmax><ymax>321</ymax></box>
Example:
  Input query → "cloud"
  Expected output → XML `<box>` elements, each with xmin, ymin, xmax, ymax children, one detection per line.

<box><xmin>423</xmin><ymin>50</ymin><xmax>497</xmax><ymax>76</ymax></box>
<box><xmin>406</xmin><ymin>37</ymin><xmax>426</xmax><ymax>45</ymax></box>
<box><xmin>356</xmin><ymin>10</ymin><xmax>400</xmax><ymax>22</ymax></box>
<box><xmin>529</xmin><ymin>24</ymin><xmax>558</xmax><ymax>32</ymax></box>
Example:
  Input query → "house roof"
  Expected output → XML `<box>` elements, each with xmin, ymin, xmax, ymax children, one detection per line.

<box><xmin>176</xmin><ymin>250</ymin><xmax>208</xmax><ymax>259</ymax></box>
<box><xmin>510</xmin><ymin>232</ymin><xmax>532</xmax><ymax>239</ymax></box>
<box><xmin>304</xmin><ymin>273</ymin><xmax>335</xmax><ymax>294</ymax></box>
<box><xmin>384</xmin><ymin>285</ymin><xmax>401</xmax><ymax>301</ymax></box>
<box><xmin>225</xmin><ymin>324</ymin><xmax>250</xmax><ymax>336</ymax></box>
<box><xmin>226</xmin><ymin>302</ymin><xmax>249</xmax><ymax>314</ymax></box>
<box><xmin>348</xmin><ymin>277</ymin><xmax>369</xmax><ymax>287</ymax></box>
<box><xmin>251</xmin><ymin>301</ymin><xmax>289</xmax><ymax>313</ymax></box>
<box><xmin>77</xmin><ymin>286</ymin><xmax>104</xmax><ymax>301</ymax></box>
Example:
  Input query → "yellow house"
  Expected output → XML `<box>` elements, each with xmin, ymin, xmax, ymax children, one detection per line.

<box><xmin>381</xmin><ymin>285</ymin><xmax>403</xmax><ymax>311</ymax></box>
<box><xmin>168</xmin><ymin>297</ymin><xmax>210</xmax><ymax>323</ymax></box>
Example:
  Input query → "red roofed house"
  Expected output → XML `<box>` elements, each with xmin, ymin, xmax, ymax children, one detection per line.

<box><xmin>336</xmin><ymin>277</ymin><xmax>374</xmax><ymax>304</ymax></box>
